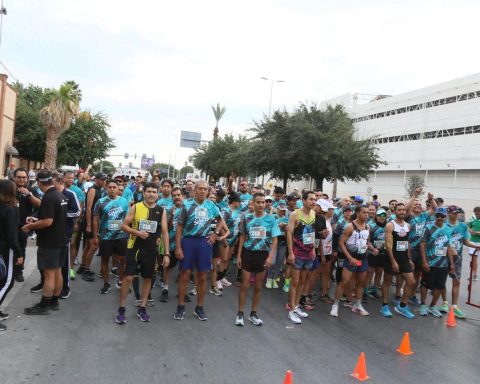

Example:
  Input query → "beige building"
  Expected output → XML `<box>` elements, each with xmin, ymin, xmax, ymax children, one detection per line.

<box><xmin>0</xmin><ymin>74</ymin><xmax>19</xmax><ymax>178</ymax></box>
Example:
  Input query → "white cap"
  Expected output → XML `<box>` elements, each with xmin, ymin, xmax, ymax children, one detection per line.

<box><xmin>316</xmin><ymin>199</ymin><xmax>334</xmax><ymax>211</ymax></box>
<box><xmin>265</xmin><ymin>195</ymin><xmax>273</xmax><ymax>201</ymax></box>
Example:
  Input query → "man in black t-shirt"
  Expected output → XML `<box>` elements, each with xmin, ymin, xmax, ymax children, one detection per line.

<box><xmin>21</xmin><ymin>170</ymin><xmax>68</xmax><ymax>315</ymax></box>
<box><xmin>13</xmin><ymin>168</ymin><xmax>41</xmax><ymax>282</ymax></box>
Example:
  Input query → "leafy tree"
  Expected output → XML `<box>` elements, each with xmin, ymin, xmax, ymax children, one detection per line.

<box><xmin>148</xmin><ymin>163</ymin><xmax>178</xmax><ymax>179</ymax></box>
<box><xmin>405</xmin><ymin>175</ymin><xmax>425</xmax><ymax>198</ymax></box>
<box><xmin>40</xmin><ymin>81</ymin><xmax>82</xmax><ymax>170</ymax></box>
<box><xmin>248</xmin><ymin>110</ymin><xmax>304</xmax><ymax>191</ymax></box>
<box><xmin>179</xmin><ymin>165</ymin><xmax>194</xmax><ymax>179</ymax></box>
<box><xmin>93</xmin><ymin>160</ymin><xmax>115</xmax><ymax>174</ymax></box>
<box><xmin>211</xmin><ymin>103</ymin><xmax>226</xmax><ymax>140</ymax></box>
<box><xmin>191</xmin><ymin>134</ymin><xmax>251</xmax><ymax>180</ymax></box>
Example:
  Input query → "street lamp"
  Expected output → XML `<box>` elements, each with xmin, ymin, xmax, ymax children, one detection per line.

<box><xmin>261</xmin><ymin>76</ymin><xmax>285</xmax><ymax>117</ymax></box>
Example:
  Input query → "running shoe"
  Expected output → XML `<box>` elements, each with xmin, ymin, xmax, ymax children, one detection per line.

<box><xmin>418</xmin><ymin>304</ymin><xmax>428</xmax><ymax>316</ymax></box>
<box><xmin>216</xmin><ymin>280</ymin><xmax>223</xmax><ymax>290</ymax></box>
<box><xmin>302</xmin><ymin>303</ymin><xmax>315</xmax><ymax>311</ymax></box>
<box><xmin>283</xmin><ymin>279</ymin><xmax>290</xmax><ymax>293</ymax></box>
<box><xmin>0</xmin><ymin>311</ymin><xmax>9</xmax><ymax>320</ymax></box>
<box><xmin>137</xmin><ymin>307</ymin><xmax>151</xmax><ymax>322</ymax></box>
<box><xmin>220</xmin><ymin>278</ymin><xmax>232</xmax><ymax>287</ymax></box>
<box><xmin>77</xmin><ymin>265</ymin><xmax>86</xmax><ymax>275</ymax></box>
<box><xmin>24</xmin><ymin>304</ymin><xmax>49</xmax><ymax>315</ymax></box>
<box><xmin>194</xmin><ymin>306</ymin><xmax>208</xmax><ymax>321</ymax></box>
<box><xmin>174</xmin><ymin>305</ymin><xmax>185</xmax><ymax>320</ymax></box>
<box><xmin>147</xmin><ymin>296</ymin><xmax>155</xmax><ymax>307</ymax></box>
<box><xmin>343</xmin><ymin>300</ymin><xmax>354</xmax><ymax>308</ymax></box>
<box><xmin>115</xmin><ymin>280</ymin><xmax>122</xmax><ymax>289</ymax></box>
<box><xmin>189</xmin><ymin>287</ymin><xmax>197</xmax><ymax>296</ymax></box>
<box><xmin>320</xmin><ymin>295</ymin><xmax>333</xmax><ymax>304</ymax></box>
<box><xmin>427</xmin><ymin>305</ymin><xmax>442</xmax><ymax>318</ymax></box>
<box><xmin>248</xmin><ymin>313</ymin><xmax>263</xmax><ymax>326</ymax></box>
<box><xmin>408</xmin><ymin>296</ymin><xmax>421</xmax><ymax>307</ymax></box>
<box><xmin>453</xmin><ymin>307</ymin><xmax>466</xmax><ymax>319</ymax></box>
<box><xmin>49</xmin><ymin>300</ymin><xmax>60</xmax><ymax>311</ymax></box>
<box><xmin>380</xmin><ymin>305</ymin><xmax>392</xmax><ymax>317</ymax></box>
<box><xmin>305</xmin><ymin>295</ymin><xmax>316</xmax><ymax>305</ymax></box>
<box><xmin>272</xmin><ymin>279</ymin><xmax>279</xmax><ymax>289</ymax></box>
<box><xmin>81</xmin><ymin>271</ymin><xmax>95</xmax><ymax>282</ymax></box>
<box><xmin>0</xmin><ymin>322</ymin><xmax>6</xmax><ymax>331</ymax></box>
<box><xmin>265</xmin><ymin>278</ymin><xmax>273</xmax><ymax>289</ymax></box>
<box><xmin>439</xmin><ymin>302</ymin><xmax>449</xmax><ymax>313</ymax></box>
<box><xmin>330</xmin><ymin>303</ymin><xmax>339</xmax><ymax>317</ymax></box>
<box><xmin>160</xmin><ymin>289</ymin><xmax>169</xmax><ymax>302</ymax></box>
<box><xmin>288</xmin><ymin>310</ymin><xmax>302</xmax><ymax>324</ymax></box>
<box><xmin>368</xmin><ymin>289</ymin><xmax>382</xmax><ymax>301</ymax></box>
<box><xmin>30</xmin><ymin>282</ymin><xmax>44</xmax><ymax>293</ymax></box>
<box><xmin>394</xmin><ymin>305</ymin><xmax>415</xmax><ymax>319</ymax></box>
<box><xmin>133</xmin><ymin>298</ymin><xmax>142</xmax><ymax>307</ymax></box>
<box><xmin>60</xmin><ymin>287</ymin><xmax>70</xmax><ymax>299</ymax></box>
<box><xmin>69</xmin><ymin>268</ymin><xmax>76</xmax><ymax>280</ymax></box>
<box><xmin>100</xmin><ymin>283</ymin><xmax>111</xmax><ymax>294</ymax></box>
<box><xmin>115</xmin><ymin>310</ymin><xmax>126</xmax><ymax>325</ymax></box>
<box><xmin>352</xmin><ymin>304</ymin><xmax>369</xmax><ymax>316</ymax></box>
<box><xmin>110</xmin><ymin>267</ymin><xmax>119</xmax><ymax>277</ymax></box>
<box><xmin>184</xmin><ymin>294</ymin><xmax>192</xmax><ymax>303</ymax></box>
<box><xmin>293</xmin><ymin>305</ymin><xmax>309</xmax><ymax>318</ymax></box>
<box><xmin>209</xmin><ymin>287</ymin><xmax>223</xmax><ymax>296</ymax></box>
<box><xmin>235</xmin><ymin>313</ymin><xmax>245</xmax><ymax>326</ymax></box>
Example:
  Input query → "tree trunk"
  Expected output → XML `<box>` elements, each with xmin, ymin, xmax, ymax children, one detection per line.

<box><xmin>314</xmin><ymin>176</ymin><xmax>324</xmax><ymax>192</ymax></box>
<box><xmin>44</xmin><ymin>128</ymin><xmax>58</xmax><ymax>171</ymax></box>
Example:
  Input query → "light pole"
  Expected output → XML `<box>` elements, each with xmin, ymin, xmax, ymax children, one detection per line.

<box><xmin>261</xmin><ymin>77</ymin><xmax>285</xmax><ymax>117</ymax></box>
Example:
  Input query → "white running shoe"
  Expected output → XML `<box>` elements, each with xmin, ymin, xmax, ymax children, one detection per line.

<box><xmin>220</xmin><ymin>278</ymin><xmax>232</xmax><ymax>287</ymax></box>
<box><xmin>352</xmin><ymin>303</ymin><xmax>369</xmax><ymax>316</ymax></box>
<box><xmin>293</xmin><ymin>305</ymin><xmax>309</xmax><ymax>318</ymax></box>
<box><xmin>330</xmin><ymin>303</ymin><xmax>339</xmax><ymax>317</ymax></box>
<box><xmin>288</xmin><ymin>310</ymin><xmax>302</xmax><ymax>324</ymax></box>
<box><xmin>235</xmin><ymin>314</ymin><xmax>244</xmax><ymax>326</ymax></box>
<box><xmin>216</xmin><ymin>280</ymin><xmax>223</xmax><ymax>290</ymax></box>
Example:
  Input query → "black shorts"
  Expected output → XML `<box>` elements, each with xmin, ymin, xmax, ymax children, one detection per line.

<box><xmin>125</xmin><ymin>247</ymin><xmax>157</xmax><ymax>278</ymax></box>
<box><xmin>410</xmin><ymin>248</ymin><xmax>423</xmax><ymax>272</ymax></box>
<box><xmin>99</xmin><ymin>239</ymin><xmax>127</xmax><ymax>260</ymax></box>
<box><xmin>368</xmin><ymin>252</ymin><xmax>385</xmax><ymax>268</ymax></box>
<box><xmin>212</xmin><ymin>242</ymin><xmax>222</xmax><ymax>259</ymax></box>
<box><xmin>241</xmin><ymin>248</ymin><xmax>268</xmax><ymax>273</ymax></box>
<box><xmin>37</xmin><ymin>247</ymin><xmax>68</xmax><ymax>270</ymax></box>
<box><xmin>421</xmin><ymin>267</ymin><xmax>448</xmax><ymax>290</ymax></box>
<box><xmin>383</xmin><ymin>252</ymin><xmax>413</xmax><ymax>275</ymax></box>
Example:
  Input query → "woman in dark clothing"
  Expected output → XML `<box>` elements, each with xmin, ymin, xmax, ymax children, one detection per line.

<box><xmin>0</xmin><ymin>179</ymin><xmax>24</xmax><ymax>331</ymax></box>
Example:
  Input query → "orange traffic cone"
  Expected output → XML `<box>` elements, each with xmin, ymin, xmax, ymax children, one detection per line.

<box><xmin>396</xmin><ymin>332</ymin><xmax>414</xmax><ymax>355</ymax></box>
<box><xmin>446</xmin><ymin>306</ymin><xmax>457</xmax><ymax>327</ymax></box>
<box><xmin>350</xmin><ymin>352</ymin><xmax>369</xmax><ymax>381</ymax></box>
<box><xmin>283</xmin><ymin>370</ymin><xmax>293</xmax><ymax>384</ymax></box>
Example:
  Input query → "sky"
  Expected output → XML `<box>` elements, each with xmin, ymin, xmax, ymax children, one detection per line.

<box><xmin>1</xmin><ymin>0</ymin><xmax>479</xmax><ymax>169</ymax></box>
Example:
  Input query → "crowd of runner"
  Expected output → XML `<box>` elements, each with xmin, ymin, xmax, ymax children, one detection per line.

<box><xmin>1</xmin><ymin>167</ymin><xmax>479</xmax><ymax>330</ymax></box>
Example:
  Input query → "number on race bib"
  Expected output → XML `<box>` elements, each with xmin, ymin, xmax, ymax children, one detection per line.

<box><xmin>139</xmin><ymin>219</ymin><xmax>158</xmax><ymax>234</ymax></box>
<box><xmin>435</xmin><ymin>247</ymin><xmax>447</xmax><ymax>257</ymax></box>
<box><xmin>250</xmin><ymin>226</ymin><xmax>267</xmax><ymax>239</ymax></box>
<box><xmin>303</xmin><ymin>232</ymin><xmax>314</xmax><ymax>245</ymax></box>
<box><xmin>396</xmin><ymin>241</ymin><xmax>408</xmax><ymax>252</ymax></box>
<box><xmin>108</xmin><ymin>220</ymin><xmax>122</xmax><ymax>231</ymax></box>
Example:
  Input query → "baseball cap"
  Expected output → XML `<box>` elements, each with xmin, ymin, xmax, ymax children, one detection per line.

<box><xmin>447</xmin><ymin>205</ymin><xmax>459</xmax><ymax>214</ymax></box>
<box><xmin>286</xmin><ymin>193</ymin><xmax>298</xmax><ymax>201</ymax></box>
<box><xmin>36</xmin><ymin>170</ymin><xmax>52</xmax><ymax>182</ymax></box>
<box><xmin>265</xmin><ymin>195</ymin><xmax>273</xmax><ymax>201</ymax></box>
<box><xmin>354</xmin><ymin>195</ymin><xmax>364</xmax><ymax>203</ymax></box>
<box><xmin>316</xmin><ymin>199</ymin><xmax>334</xmax><ymax>211</ymax></box>
<box><xmin>342</xmin><ymin>205</ymin><xmax>353</xmax><ymax>212</ymax></box>
<box><xmin>95</xmin><ymin>172</ymin><xmax>107</xmax><ymax>180</ymax></box>
<box><xmin>435</xmin><ymin>207</ymin><xmax>448</xmax><ymax>217</ymax></box>
<box><xmin>277</xmin><ymin>201</ymin><xmax>288</xmax><ymax>211</ymax></box>
<box><xmin>376</xmin><ymin>208</ymin><xmax>387</xmax><ymax>216</ymax></box>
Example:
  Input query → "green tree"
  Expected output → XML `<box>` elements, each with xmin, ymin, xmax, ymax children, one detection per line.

<box><xmin>405</xmin><ymin>175</ymin><xmax>425</xmax><ymax>198</ymax></box>
<box><xmin>148</xmin><ymin>163</ymin><xmax>178</xmax><ymax>179</ymax></box>
<box><xmin>93</xmin><ymin>160</ymin><xmax>115</xmax><ymax>174</ymax></box>
<box><xmin>179</xmin><ymin>165</ymin><xmax>194</xmax><ymax>179</ymax></box>
<box><xmin>211</xmin><ymin>103</ymin><xmax>226</xmax><ymax>140</ymax></box>
<box><xmin>248</xmin><ymin>110</ymin><xmax>304</xmax><ymax>191</ymax></box>
<box><xmin>191</xmin><ymin>134</ymin><xmax>251</xmax><ymax>180</ymax></box>
<box><xmin>40</xmin><ymin>81</ymin><xmax>82</xmax><ymax>170</ymax></box>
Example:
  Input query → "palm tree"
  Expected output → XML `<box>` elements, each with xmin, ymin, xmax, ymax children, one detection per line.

<box><xmin>40</xmin><ymin>81</ymin><xmax>82</xmax><ymax>170</ymax></box>
<box><xmin>211</xmin><ymin>103</ymin><xmax>226</xmax><ymax>140</ymax></box>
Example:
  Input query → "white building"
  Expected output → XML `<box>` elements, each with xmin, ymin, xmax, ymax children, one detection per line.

<box><xmin>326</xmin><ymin>73</ymin><xmax>480</xmax><ymax>214</ymax></box>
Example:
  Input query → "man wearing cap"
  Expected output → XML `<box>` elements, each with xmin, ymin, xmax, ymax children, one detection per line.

<box><xmin>445</xmin><ymin>205</ymin><xmax>480</xmax><ymax>318</ymax></box>
<box><xmin>382</xmin><ymin>202</ymin><xmax>416</xmax><ymax>319</ymax></box>
<box><xmin>264</xmin><ymin>196</ymin><xmax>274</xmax><ymax>214</ymax></box>
<box><xmin>332</xmin><ymin>197</ymin><xmax>351</xmax><ymax>229</ymax></box>
<box><xmin>22</xmin><ymin>170</ymin><xmax>68</xmax><ymax>314</ymax></box>
<box><xmin>271</xmin><ymin>187</ymin><xmax>285</xmax><ymax>209</ymax></box>
<box><xmin>366</xmin><ymin>208</ymin><xmax>387</xmax><ymax>302</ymax></box>
<box><xmin>419</xmin><ymin>207</ymin><xmax>455</xmax><ymax>317</ymax></box>
<box><xmin>332</xmin><ymin>204</ymin><xmax>353</xmax><ymax>287</ymax></box>
<box><xmin>286</xmin><ymin>194</ymin><xmax>298</xmax><ymax>213</ymax></box>
<box><xmin>266</xmin><ymin>200</ymin><xmax>288</xmax><ymax>289</ymax></box>
<box><xmin>78</xmin><ymin>172</ymin><xmax>107</xmax><ymax>281</ymax></box>
<box><xmin>353</xmin><ymin>195</ymin><xmax>364</xmax><ymax>207</ymax></box>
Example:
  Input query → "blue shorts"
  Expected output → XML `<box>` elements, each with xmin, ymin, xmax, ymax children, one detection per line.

<box><xmin>293</xmin><ymin>257</ymin><xmax>314</xmax><ymax>270</ymax></box>
<box><xmin>343</xmin><ymin>257</ymin><xmax>368</xmax><ymax>273</ymax></box>
<box><xmin>179</xmin><ymin>237</ymin><xmax>212</xmax><ymax>272</ymax></box>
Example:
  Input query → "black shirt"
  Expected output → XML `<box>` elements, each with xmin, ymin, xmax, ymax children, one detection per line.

<box><xmin>15</xmin><ymin>185</ymin><xmax>40</xmax><ymax>225</ymax></box>
<box><xmin>36</xmin><ymin>187</ymin><xmax>68</xmax><ymax>249</ymax></box>
<box><xmin>0</xmin><ymin>204</ymin><xmax>23</xmax><ymax>260</ymax></box>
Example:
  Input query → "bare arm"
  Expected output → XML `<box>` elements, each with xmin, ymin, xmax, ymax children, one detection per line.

<box><xmin>85</xmin><ymin>188</ymin><xmax>96</xmax><ymax>232</ymax></box>
<box><xmin>175</xmin><ymin>223</ymin><xmax>184</xmax><ymax>259</ymax></box>
<box><xmin>286</xmin><ymin>211</ymin><xmax>298</xmax><ymax>260</ymax></box>
<box><xmin>236</xmin><ymin>233</ymin><xmax>246</xmax><ymax>268</ymax></box>
<box><xmin>339</xmin><ymin>224</ymin><xmax>354</xmax><ymax>262</ymax></box>
<box><xmin>384</xmin><ymin>222</ymin><xmax>396</xmax><ymax>263</ymax></box>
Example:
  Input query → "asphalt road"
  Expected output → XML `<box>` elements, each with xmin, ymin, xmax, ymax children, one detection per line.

<box><xmin>1</xmin><ymin>241</ymin><xmax>479</xmax><ymax>384</ymax></box>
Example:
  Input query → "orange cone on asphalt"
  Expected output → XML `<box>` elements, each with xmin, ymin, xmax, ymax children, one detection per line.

<box><xmin>283</xmin><ymin>370</ymin><xmax>293</xmax><ymax>384</ymax></box>
<box><xmin>350</xmin><ymin>352</ymin><xmax>369</xmax><ymax>381</ymax></box>
<box><xmin>446</xmin><ymin>307</ymin><xmax>457</xmax><ymax>327</ymax></box>
<box><xmin>396</xmin><ymin>332</ymin><xmax>414</xmax><ymax>355</ymax></box>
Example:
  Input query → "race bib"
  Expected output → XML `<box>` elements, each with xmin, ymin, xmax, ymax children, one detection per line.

<box><xmin>323</xmin><ymin>240</ymin><xmax>332</xmax><ymax>255</ymax></box>
<box><xmin>139</xmin><ymin>219</ymin><xmax>158</xmax><ymax>234</ymax></box>
<box><xmin>303</xmin><ymin>232</ymin><xmax>314</xmax><ymax>245</ymax></box>
<box><xmin>234</xmin><ymin>226</ymin><xmax>239</xmax><ymax>236</ymax></box>
<box><xmin>314</xmin><ymin>238</ymin><xmax>320</xmax><ymax>248</ymax></box>
<box><xmin>108</xmin><ymin>220</ymin><xmax>122</xmax><ymax>231</ymax></box>
<box><xmin>373</xmin><ymin>240</ymin><xmax>384</xmax><ymax>249</ymax></box>
<box><xmin>250</xmin><ymin>226</ymin><xmax>266</xmax><ymax>239</ymax></box>
<box><xmin>357</xmin><ymin>245</ymin><xmax>367</xmax><ymax>255</ymax></box>
<box><xmin>195</xmin><ymin>207</ymin><xmax>208</xmax><ymax>220</ymax></box>
<box><xmin>435</xmin><ymin>246</ymin><xmax>447</xmax><ymax>257</ymax></box>
<box><xmin>396</xmin><ymin>241</ymin><xmax>408</xmax><ymax>252</ymax></box>
<box><xmin>452</xmin><ymin>240</ymin><xmax>461</xmax><ymax>250</ymax></box>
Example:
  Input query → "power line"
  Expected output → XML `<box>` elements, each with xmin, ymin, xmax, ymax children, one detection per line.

<box><xmin>0</xmin><ymin>59</ymin><xmax>18</xmax><ymax>82</ymax></box>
